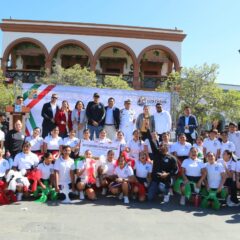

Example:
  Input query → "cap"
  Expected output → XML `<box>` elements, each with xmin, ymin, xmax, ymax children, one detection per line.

<box><xmin>229</xmin><ymin>122</ymin><xmax>237</xmax><ymax>127</ymax></box>
<box><xmin>93</xmin><ymin>93</ymin><xmax>100</xmax><ymax>98</ymax></box>
<box><xmin>124</xmin><ymin>99</ymin><xmax>131</xmax><ymax>103</ymax></box>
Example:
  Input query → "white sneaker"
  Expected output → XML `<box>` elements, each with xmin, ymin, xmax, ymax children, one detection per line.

<box><xmin>17</xmin><ymin>193</ymin><xmax>23</xmax><ymax>201</ymax></box>
<box><xmin>79</xmin><ymin>191</ymin><xmax>85</xmax><ymax>200</ymax></box>
<box><xmin>101</xmin><ymin>188</ymin><xmax>107</xmax><ymax>195</ymax></box>
<box><xmin>96</xmin><ymin>177</ymin><xmax>100</xmax><ymax>188</ymax></box>
<box><xmin>227</xmin><ymin>197</ymin><xmax>239</xmax><ymax>207</ymax></box>
<box><xmin>124</xmin><ymin>196</ymin><xmax>129</xmax><ymax>204</ymax></box>
<box><xmin>163</xmin><ymin>194</ymin><xmax>170</xmax><ymax>203</ymax></box>
<box><xmin>180</xmin><ymin>196</ymin><xmax>186</xmax><ymax>206</ymax></box>
<box><xmin>118</xmin><ymin>192</ymin><xmax>123</xmax><ymax>200</ymax></box>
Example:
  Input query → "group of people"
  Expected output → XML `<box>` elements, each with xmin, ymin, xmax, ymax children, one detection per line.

<box><xmin>0</xmin><ymin>92</ymin><xmax>240</xmax><ymax>208</ymax></box>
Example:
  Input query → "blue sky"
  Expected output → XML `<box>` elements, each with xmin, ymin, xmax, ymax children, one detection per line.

<box><xmin>1</xmin><ymin>0</ymin><xmax>240</xmax><ymax>85</ymax></box>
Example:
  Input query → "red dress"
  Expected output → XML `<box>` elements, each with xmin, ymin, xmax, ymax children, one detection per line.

<box><xmin>55</xmin><ymin>109</ymin><xmax>72</xmax><ymax>136</ymax></box>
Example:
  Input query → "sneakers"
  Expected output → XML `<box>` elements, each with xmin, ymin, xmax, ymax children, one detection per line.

<box><xmin>101</xmin><ymin>188</ymin><xmax>107</xmax><ymax>196</ymax></box>
<box><xmin>79</xmin><ymin>191</ymin><xmax>85</xmax><ymax>200</ymax></box>
<box><xmin>180</xmin><ymin>196</ymin><xmax>186</xmax><ymax>206</ymax></box>
<box><xmin>227</xmin><ymin>196</ymin><xmax>239</xmax><ymax>207</ymax></box>
<box><xmin>124</xmin><ymin>196</ymin><xmax>129</xmax><ymax>204</ymax></box>
<box><xmin>17</xmin><ymin>192</ymin><xmax>23</xmax><ymax>201</ymax></box>
<box><xmin>118</xmin><ymin>192</ymin><xmax>123</xmax><ymax>200</ymax></box>
<box><xmin>163</xmin><ymin>194</ymin><xmax>170</xmax><ymax>203</ymax></box>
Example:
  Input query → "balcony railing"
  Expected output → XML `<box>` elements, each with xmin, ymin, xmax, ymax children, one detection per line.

<box><xmin>141</xmin><ymin>75</ymin><xmax>168</xmax><ymax>89</ymax></box>
<box><xmin>5</xmin><ymin>69</ymin><xmax>44</xmax><ymax>83</ymax></box>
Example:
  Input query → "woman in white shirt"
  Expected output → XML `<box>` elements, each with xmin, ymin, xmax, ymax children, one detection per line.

<box><xmin>25</xmin><ymin>127</ymin><xmax>44</xmax><ymax>156</ymax></box>
<box><xmin>109</xmin><ymin>154</ymin><xmax>135</xmax><ymax>204</ymax></box>
<box><xmin>126</xmin><ymin>130</ymin><xmax>144</xmax><ymax>162</ymax></box>
<box><xmin>76</xmin><ymin>150</ymin><xmax>97</xmax><ymax>200</ymax></box>
<box><xmin>63</xmin><ymin>129</ymin><xmax>80</xmax><ymax>159</ymax></box>
<box><xmin>98</xmin><ymin>150</ymin><xmax>117</xmax><ymax>195</ymax></box>
<box><xmin>43</xmin><ymin>126</ymin><xmax>63</xmax><ymax>161</ymax></box>
<box><xmin>217</xmin><ymin>150</ymin><xmax>239</xmax><ymax>206</ymax></box>
<box><xmin>171</xmin><ymin>133</ymin><xmax>192</xmax><ymax>163</ymax></box>
<box><xmin>114</xmin><ymin>130</ymin><xmax>126</xmax><ymax>152</ymax></box>
<box><xmin>179</xmin><ymin>147</ymin><xmax>205</xmax><ymax>205</ymax></box>
<box><xmin>132</xmin><ymin>151</ymin><xmax>152</xmax><ymax>202</ymax></box>
<box><xmin>71</xmin><ymin>100</ymin><xmax>87</xmax><ymax>139</ymax></box>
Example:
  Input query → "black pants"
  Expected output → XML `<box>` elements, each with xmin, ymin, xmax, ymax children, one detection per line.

<box><xmin>225</xmin><ymin>178</ymin><xmax>238</xmax><ymax>204</ymax></box>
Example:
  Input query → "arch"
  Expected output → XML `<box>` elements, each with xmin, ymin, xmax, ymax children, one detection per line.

<box><xmin>48</xmin><ymin>39</ymin><xmax>94</xmax><ymax>70</ymax></box>
<box><xmin>1</xmin><ymin>37</ymin><xmax>48</xmax><ymax>71</ymax></box>
<box><xmin>137</xmin><ymin>45</ymin><xmax>181</xmax><ymax>71</ymax></box>
<box><xmin>93</xmin><ymin>42</ymin><xmax>138</xmax><ymax>68</ymax></box>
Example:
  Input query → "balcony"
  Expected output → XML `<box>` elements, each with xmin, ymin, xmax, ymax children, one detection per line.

<box><xmin>5</xmin><ymin>69</ymin><xmax>44</xmax><ymax>83</ymax></box>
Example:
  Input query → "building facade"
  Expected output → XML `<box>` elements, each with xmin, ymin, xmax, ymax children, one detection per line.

<box><xmin>0</xmin><ymin>19</ymin><xmax>186</xmax><ymax>90</ymax></box>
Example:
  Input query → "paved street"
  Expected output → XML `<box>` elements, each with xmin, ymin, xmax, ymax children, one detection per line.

<box><xmin>0</xmin><ymin>195</ymin><xmax>239</xmax><ymax>240</ymax></box>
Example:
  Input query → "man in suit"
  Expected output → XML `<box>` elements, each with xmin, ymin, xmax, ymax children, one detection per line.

<box><xmin>176</xmin><ymin>106</ymin><xmax>198</xmax><ymax>144</ymax></box>
<box><xmin>41</xmin><ymin>93</ymin><xmax>59</xmax><ymax>138</ymax></box>
<box><xmin>103</xmin><ymin>97</ymin><xmax>120</xmax><ymax>141</ymax></box>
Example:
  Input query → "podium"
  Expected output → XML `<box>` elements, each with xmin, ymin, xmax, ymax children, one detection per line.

<box><xmin>5</xmin><ymin>105</ymin><xmax>30</xmax><ymax>131</ymax></box>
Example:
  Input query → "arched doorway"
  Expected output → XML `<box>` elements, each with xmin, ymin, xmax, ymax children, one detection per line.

<box><xmin>93</xmin><ymin>42</ymin><xmax>139</xmax><ymax>88</ymax></box>
<box><xmin>2</xmin><ymin>38</ymin><xmax>48</xmax><ymax>83</ymax></box>
<box><xmin>138</xmin><ymin>45</ymin><xmax>180</xmax><ymax>89</ymax></box>
<box><xmin>48</xmin><ymin>40</ymin><xmax>94</xmax><ymax>71</ymax></box>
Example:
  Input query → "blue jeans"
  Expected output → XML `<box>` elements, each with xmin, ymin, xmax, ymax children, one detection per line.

<box><xmin>148</xmin><ymin>181</ymin><xmax>170</xmax><ymax>201</ymax></box>
<box><xmin>88</xmin><ymin>125</ymin><xmax>103</xmax><ymax>140</ymax></box>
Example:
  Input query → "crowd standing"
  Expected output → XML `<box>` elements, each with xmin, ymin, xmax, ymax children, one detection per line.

<box><xmin>0</xmin><ymin>92</ymin><xmax>240</xmax><ymax>208</ymax></box>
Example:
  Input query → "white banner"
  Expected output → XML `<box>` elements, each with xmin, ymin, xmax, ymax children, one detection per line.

<box><xmin>79</xmin><ymin>140</ymin><xmax>120</xmax><ymax>158</ymax></box>
<box><xmin>23</xmin><ymin>84</ymin><xmax>171</xmax><ymax>135</ymax></box>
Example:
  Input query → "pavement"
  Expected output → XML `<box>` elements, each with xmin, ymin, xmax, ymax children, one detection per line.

<box><xmin>0</xmin><ymin>194</ymin><xmax>239</xmax><ymax>240</ymax></box>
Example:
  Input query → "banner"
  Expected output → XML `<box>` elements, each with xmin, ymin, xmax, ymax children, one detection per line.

<box><xmin>22</xmin><ymin>84</ymin><xmax>171</xmax><ymax>136</ymax></box>
<box><xmin>79</xmin><ymin>140</ymin><xmax>120</xmax><ymax>158</ymax></box>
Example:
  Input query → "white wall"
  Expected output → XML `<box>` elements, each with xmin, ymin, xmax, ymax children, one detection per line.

<box><xmin>2</xmin><ymin>31</ymin><xmax>182</xmax><ymax>63</ymax></box>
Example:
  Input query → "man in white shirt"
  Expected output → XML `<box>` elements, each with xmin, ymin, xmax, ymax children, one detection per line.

<box><xmin>103</xmin><ymin>97</ymin><xmax>120</xmax><ymax>141</ymax></box>
<box><xmin>219</xmin><ymin>131</ymin><xmax>236</xmax><ymax>158</ymax></box>
<box><xmin>153</xmin><ymin>103</ymin><xmax>172</xmax><ymax>141</ymax></box>
<box><xmin>119</xmin><ymin>99</ymin><xmax>136</xmax><ymax>143</ymax></box>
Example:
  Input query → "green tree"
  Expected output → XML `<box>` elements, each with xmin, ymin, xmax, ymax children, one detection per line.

<box><xmin>0</xmin><ymin>69</ymin><xmax>15</xmax><ymax>111</ymax></box>
<box><xmin>40</xmin><ymin>64</ymin><xmax>97</xmax><ymax>87</ymax></box>
<box><xmin>156</xmin><ymin>64</ymin><xmax>225</xmax><ymax>129</ymax></box>
<box><xmin>100</xmin><ymin>75</ymin><xmax>133</xmax><ymax>90</ymax></box>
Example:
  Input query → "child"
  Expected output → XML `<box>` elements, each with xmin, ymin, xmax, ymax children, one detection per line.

<box><xmin>37</xmin><ymin>153</ymin><xmax>54</xmax><ymax>189</ymax></box>
<box><xmin>98</xmin><ymin>150</ymin><xmax>117</xmax><ymax>195</ymax></box>
<box><xmin>0</xmin><ymin>148</ymin><xmax>10</xmax><ymax>181</ymax></box>
<box><xmin>132</xmin><ymin>151</ymin><xmax>152</xmax><ymax>201</ymax></box>
<box><xmin>54</xmin><ymin>145</ymin><xmax>75</xmax><ymax>202</ymax></box>
<box><xmin>109</xmin><ymin>154</ymin><xmax>135</xmax><ymax>204</ymax></box>
<box><xmin>193</xmin><ymin>136</ymin><xmax>204</xmax><ymax>159</ymax></box>
<box><xmin>76</xmin><ymin>150</ymin><xmax>97</xmax><ymax>200</ymax></box>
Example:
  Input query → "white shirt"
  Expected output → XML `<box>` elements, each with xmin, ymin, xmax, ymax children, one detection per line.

<box><xmin>25</xmin><ymin>136</ymin><xmax>43</xmax><ymax>151</ymax></box>
<box><xmin>203</xmin><ymin>138</ymin><xmax>221</xmax><ymax>156</ymax></box>
<box><xmin>13</xmin><ymin>152</ymin><xmax>39</xmax><ymax>170</ymax></box>
<box><xmin>171</xmin><ymin>142</ymin><xmax>192</xmax><ymax>156</ymax></box>
<box><xmin>0</xmin><ymin>130</ymin><xmax>5</xmax><ymax>141</ymax></box>
<box><xmin>50</xmin><ymin>103</ymin><xmax>57</xmax><ymax>118</ymax></box>
<box><xmin>135</xmin><ymin>160</ymin><xmax>152</xmax><ymax>178</ymax></box>
<box><xmin>236</xmin><ymin>161</ymin><xmax>240</xmax><ymax>173</ymax></box>
<box><xmin>228</xmin><ymin>131</ymin><xmax>240</xmax><ymax>157</ymax></box>
<box><xmin>154</xmin><ymin>110</ymin><xmax>172</xmax><ymax>134</ymax></box>
<box><xmin>63</xmin><ymin>137</ymin><xmax>80</xmax><ymax>148</ymax></box>
<box><xmin>54</xmin><ymin>157</ymin><xmax>75</xmax><ymax>185</ymax></box>
<box><xmin>0</xmin><ymin>159</ymin><xmax>10</xmax><ymax>177</ymax></box>
<box><xmin>220</xmin><ymin>141</ymin><xmax>236</xmax><ymax>158</ymax></box>
<box><xmin>205</xmin><ymin>162</ymin><xmax>225</xmax><ymax>189</ymax></box>
<box><xmin>102</xmin><ymin>160</ymin><xmax>117</xmax><ymax>176</ymax></box>
<box><xmin>120</xmin><ymin>109</ymin><xmax>135</xmax><ymax>128</ymax></box>
<box><xmin>181</xmin><ymin>158</ymin><xmax>204</xmax><ymax>177</ymax></box>
<box><xmin>127</xmin><ymin>139</ymin><xmax>144</xmax><ymax>161</ymax></box>
<box><xmin>105</xmin><ymin>107</ymin><xmax>114</xmax><ymax>125</ymax></box>
<box><xmin>193</xmin><ymin>143</ymin><xmax>203</xmax><ymax>157</ymax></box>
<box><xmin>114</xmin><ymin>165</ymin><xmax>134</xmax><ymax>178</ymax></box>
<box><xmin>76</xmin><ymin>158</ymin><xmax>96</xmax><ymax>183</ymax></box>
<box><xmin>217</xmin><ymin>158</ymin><xmax>236</xmax><ymax>172</ymax></box>
<box><xmin>37</xmin><ymin>162</ymin><xmax>54</xmax><ymax>180</ymax></box>
<box><xmin>44</xmin><ymin>136</ymin><xmax>63</xmax><ymax>150</ymax></box>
